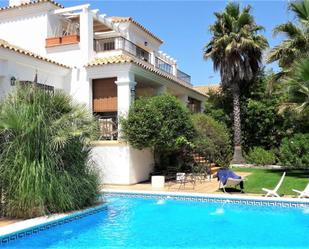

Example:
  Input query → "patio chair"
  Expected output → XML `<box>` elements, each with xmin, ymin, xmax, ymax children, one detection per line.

<box><xmin>262</xmin><ymin>172</ymin><xmax>286</xmax><ymax>197</ymax></box>
<box><xmin>99</xmin><ymin>118</ymin><xmax>118</xmax><ymax>140</ymax></box>
<box><xmin>175</xmin><ymin>173</ymin><xmax>195</xmax><ymax>190</ymax></box>
<box><xmin>293</xmin><ymin>183</ymin><xmax>309</xmax><ymax>198</ymax></box>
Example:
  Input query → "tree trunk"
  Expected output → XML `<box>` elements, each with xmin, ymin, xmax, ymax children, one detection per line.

<box><xmin>231</xmin><ymin>84</ymin><xmax>245</xmax><ymax>164</ymax></box>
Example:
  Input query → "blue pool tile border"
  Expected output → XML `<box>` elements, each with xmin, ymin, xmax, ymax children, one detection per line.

<box><xmin>104</xmin><ymin>191</ymin><xmax>309</xmax><ymax>208</ymax></box>
<box><xmin>0</xmin><ymin>204</ymin><xmax>107</xmax><ymax>245</ymax></box>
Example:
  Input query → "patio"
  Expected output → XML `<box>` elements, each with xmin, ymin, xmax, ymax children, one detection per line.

<box><xmin>103</xmin><ymin>171</ymin><xmax>252</xmax><ymax>194</ymax></box>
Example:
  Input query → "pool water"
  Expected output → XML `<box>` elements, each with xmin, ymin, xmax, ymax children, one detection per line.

<box><xmin>2</xmin><ymin>196</ymin><xmax>309</xmax><ymax>249</ymax></box>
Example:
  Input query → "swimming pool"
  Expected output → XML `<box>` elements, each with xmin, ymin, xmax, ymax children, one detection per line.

<box><xmin>1</xmin><ymin>193</ymin><xmax>309</xmax><ymax>249</ymax></box>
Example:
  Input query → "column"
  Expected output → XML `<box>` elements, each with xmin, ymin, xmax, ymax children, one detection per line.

<box><xmin>151</xmin><ymin>51</ymin><xmax>156</xmax><ymax>66</ymax></box>
<box><xmin>172</xmin><ymin>61</ymin><xmax>177</xmax><ymax>76</ymax></box>
<box><xmin>115</xmin><ymin>72</ymin><xmax>137</xmax><ymax>138</ymax></box>
<box><xmin>178</xmin><ymin>94</ymin><xmax>189</xmax><ymax>105</ymax></box>
<box><xmin>200</xmin><ymin>101</ymin><xmax>206</xmax><ymax>113</ymax></box>
<box><xmin>79</xmin><ymin>6</ymin><xmax>94</xmax><ymax>64</ymax></box>
<box><xmin>156</xmin><ymin>85</ymin><xmax>167</xmax><ymax>95</ymax></box>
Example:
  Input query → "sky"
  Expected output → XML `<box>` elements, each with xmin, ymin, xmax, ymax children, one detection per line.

<box><xmin>1</xmin><ymin>0</ymin><xmax>295</xmax><ymax>86</ymax></box>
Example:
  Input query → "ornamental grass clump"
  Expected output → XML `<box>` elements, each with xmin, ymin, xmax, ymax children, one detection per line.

<box><xmin>0</xmin><ymin>85</ymin><xmax>99</xmax><ymax>218</ymax></box>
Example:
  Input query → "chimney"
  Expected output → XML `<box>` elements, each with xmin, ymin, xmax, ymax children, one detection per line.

<box><xmin>9</xmin><ymin>0</ymin><xmax>32</xmax><ymax>7</ymax></box>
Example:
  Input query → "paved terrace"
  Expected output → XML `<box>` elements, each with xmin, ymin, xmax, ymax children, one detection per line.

<box><xmin>103</xmin><ymin>172</ymin><xmax>252</xmax><ymax>194</ymax></box>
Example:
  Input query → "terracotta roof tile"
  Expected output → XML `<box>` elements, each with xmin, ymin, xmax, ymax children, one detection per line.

<box><xmin>111</xmin><ymin>17</ymin><xmax>163</xmax><ymax>44</ymax></box>
<box><xmin>193</xmin><ymin>85</ymin><xmax>220</xmax><ymax>95</ymax></box>
<box><xmin>87</xmin><ymin>54</ymin><xmax>206</xmax><ymax>97</ymax></box>
<box><xmin>88</xmin><ymin>54</ymin><xmax>133</xmax><ymax>66</ymax></box>
<box><xmin>0</xmin><ymin>39</ymin><xmax>70</xmax><ymax>68</ymax></box>
<box><xmin>0</xmin><ymin>0</ymin><xmax>63</xmax><ymax>12</ymax></box>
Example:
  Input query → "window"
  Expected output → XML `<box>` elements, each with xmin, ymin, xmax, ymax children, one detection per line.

<box><xmin>188</xmin><ymin>97</ymin><xmax>201</xmax><ymax>113</ymax></box>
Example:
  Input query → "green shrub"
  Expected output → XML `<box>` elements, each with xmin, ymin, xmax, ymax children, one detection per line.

<box><xmin>0</xmin><ymin>85</ymin><xmax>99</xmax><ymax>218</ymax></box>
<box><xmin>121</xmin><ymin>95</ymin><xmax>195</xmax><ymax>172</ymax></box>
<box><xmin>279</xmin><ymin>133</ymin><xmax>309</xmax><ymax>168</ymax></box>
<box><xmin>245</xmin><ymin>147</ymin><xmax>276</xmax><ymax>165</ymax></box>
<box><xmin>243</xmin><ymin>99</ymin><xmax>289</xmax><ymax>150</ymax></box>
<box><xmin>121</xmin><ymin>95</ymin><xmax>195</xmax><ymax>151</ymax></box>
<box><xmin>191</xmin><ymin>114</ymin><xmax>232</xmax><ymax>167</ymax></box>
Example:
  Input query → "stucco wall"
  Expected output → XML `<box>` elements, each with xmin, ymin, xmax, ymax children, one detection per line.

<box><xmin>91</xmin><ymin>142</ymin><xmax>154</xmax><ymax>185</ymax></box>
<box><xmin>0</xmin><ymin>8</ymin><xmax>48</xmax><ymax>56</ymax></box>
<box><xmin>0</xmin><ymin>48</ymin><xmax>70</xmax><ymax>99</ymax></box>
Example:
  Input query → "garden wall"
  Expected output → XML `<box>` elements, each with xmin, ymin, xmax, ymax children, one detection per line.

<box><xmin>91</xmin><ymin>141</ymin><xmax>154</xmax><ymax>185</ymax></box>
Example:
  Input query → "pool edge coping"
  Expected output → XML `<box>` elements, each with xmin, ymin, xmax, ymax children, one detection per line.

<box><xmin>102</xmin><ymin>188</ymin><xmax>309</xmax><ymax>205</ymax></box>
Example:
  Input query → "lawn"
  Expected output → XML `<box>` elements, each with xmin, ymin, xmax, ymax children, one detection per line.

<box><xmin>233</xmin><ymin>167</ymin><xmax>309</xmax><ymax>196</ymax></box>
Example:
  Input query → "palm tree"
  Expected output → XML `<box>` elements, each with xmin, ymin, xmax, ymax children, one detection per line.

<box><xmin>279</xmin><ymin>58</ymin><xmax>309</xmax><ymax>116</ymax></box>
<box><xmin>204</xmin><ymin>3</ymin><xmax>268</xmax><ymax>163</ymax></box>
<box><xmin>267</xmin><ymin>0</ymin><xmax>309</xmax><ymax>74</ymax></box>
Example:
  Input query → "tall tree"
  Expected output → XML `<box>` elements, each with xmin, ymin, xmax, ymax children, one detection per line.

<box><xmin>267</xmin><ymin>0</ymin><xmax>309</xmax><ymax>76</ymax></box>
<box><xmin>204</xmin><ymin>2</ymin><xmax>268</xmax><ymax>163</ymax></box>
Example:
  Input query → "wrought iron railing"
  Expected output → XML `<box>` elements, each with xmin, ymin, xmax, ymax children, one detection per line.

<box><xmin>177</xmin><ymin>69</ymin><xmax>191</xmax><ymax>84</ymax></box>
<box><xmin>155</xmin><ymin>57</ymin><xmax>173</xmax><ymax>74</ymax></box>
<box><xmin>94</xmin><ymin>37</ymin><xmax>150</xmax><ymax>62</ymax></box>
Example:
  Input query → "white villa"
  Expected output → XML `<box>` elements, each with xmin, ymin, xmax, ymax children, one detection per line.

<box><xmin>0</xmin><ymin>0</ymin><xmax>206</xmax><ymax>185</ymax></box>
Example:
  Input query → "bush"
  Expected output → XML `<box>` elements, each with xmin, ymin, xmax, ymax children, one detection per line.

<box><xmin>121</xmin><ymin>95</ymin><xmax>195</xmax><ymax>172</ymax></box>
<box><xmin>243</xmin><ymin>99</ymin><xmax>289</xmax><ymax>150</ymax></box>
<box><xmin>245</xmin><ymin>147</ymin><xmax>276</xmax><ymax>165</ymax></box>
<box><xmin>191</xmin><ymin>114</ymin><xmax>232</xmax><ymax>167</ymax></box>
<box><xmin>0</xmin><ymin>85</ymin><xmax>99</xmax><ymax>218</ymax></box>
<box><xmin>121</xmin><ymin>95</ymin><xmax>195</xmax><ymax>151</ymax></box>
<box><xmin>279</xmin><ymin>133</ymin><xmax>309</xmax><ymax>168</ymax></box>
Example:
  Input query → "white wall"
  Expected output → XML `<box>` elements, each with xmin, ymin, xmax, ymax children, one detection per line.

<box><xmin>91</xmin><ymin>142</ymin><xmax>154</xmax><ymax>185</ymax></box>
<box><xmin>46</xmin><ymin>45</ymin><xmax>83</xmax><ymax>67</ymax></box>
<box><xmin>0</xmin><ymin>48</ymin><xmax>70</xmax><ymax>99</ymax></box>
<box><xmin>126</xmin><ymin>23</ymin><xmax>161</xmax><ymax>53</ymax></box>
<box><xmin>69</xmin><ymin>67</ymin><xmax>92</xmax><ymax>110</ymax></box>
<box><xmin>0</xmin><ymin>6</ymin><xmax>50</xmax><ymax>56</ymax></box>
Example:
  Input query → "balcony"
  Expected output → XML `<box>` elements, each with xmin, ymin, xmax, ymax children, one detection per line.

<box><xmin>94</xmin><ymin>37</ymin><xmax>192</xmax><ymax>85</ymax></box>
<box><xmin>94</xmin><ymin>37</ymin><xmax>150</xmax><ymax>62</ymax></box>
<box><xmin>46</xmin><ymin>20</ymin><xmax>80</xmax><ymax>47</ymax></box>
<box><xmin>177</xmin><ymin>69</ymin><xmax>191</xmax><ymax>85</ymax></box>
<box><xmin>155</xmin><ymin>57</ymin><xmax>172</xmax><ymax>74</ymax></box>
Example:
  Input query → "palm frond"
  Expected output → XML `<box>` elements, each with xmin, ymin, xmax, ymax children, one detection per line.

<box><xmin>273</xmin><ymin>22</ymin><xmax>304</xmax><ymax>38</ymax></box>
<box><xmin>290</xmin><ymin>0</ymin><xmax>309</xmax><ymax>25</ymax></box>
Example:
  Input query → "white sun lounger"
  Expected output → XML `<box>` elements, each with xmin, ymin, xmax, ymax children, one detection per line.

<box><xmin>293</xmin><ymin>183</ymin><xmax>309</xmax><ymax>198</ymax></box>
<box><xmin>262</xmin><ymin>172</ymin><xmax>286</xmax><ymax>197</ymax></box>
